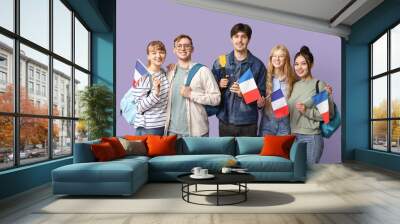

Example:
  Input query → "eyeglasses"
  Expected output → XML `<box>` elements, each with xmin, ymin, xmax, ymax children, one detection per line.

<box><xmin>175</xmin><ymin>44</ymin><xmax>192</xmax><ymax>49</ymax></box>
<box><xmin>272</xmin><ymin>55</ymin><xmax>286</xmax><ymax>59</ymax></box>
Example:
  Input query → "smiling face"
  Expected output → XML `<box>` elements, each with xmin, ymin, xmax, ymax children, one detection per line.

<box><xmin>271</xmin><ymin>49</ymin><xmax>286</xmax><ymax>70</ymax></box>
<box><xmin>147</xmin><ymin>48</ymin><xmax>166</xmax><ymax>67</ymax></box>
<box><xmin>294</xmin><ymin>55</ymin><xmax>311</xmax><ymax>78</ymax></box>
<box><xmin>231</xmin><ymin>31</ymin><xmax>249</xmax><ymax>52</ymax></box>
<box><xmin>173</xmin><ymin>37</ymin><xmax>193</xmax><ymax>62</ymax></box>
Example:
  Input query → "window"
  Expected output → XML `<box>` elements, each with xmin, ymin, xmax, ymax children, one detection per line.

<box><xmin>0</xmin><ymin>0</ymin><xmax>14</xmax><ymax>32</ymax></box>
<box><xmin>20</xmin><ymin>0</ymin><xmax>49</xmax><ymax>49</ymax></box>
<box><xmin>0</xmin><ymin>54</ymin><xmax>7</xmax><ymax>89</ymax></box>
<box><xmin>0</xmin><ymin>0</ymin><xmax>91</xmax><ymax>170</ymax></box>
<box><xmin>74</xmin><ymin>69</ymin><xmax>89</xmax><ymax>118</ymax></box>
<box><xmin>53</xmin><ymin>0</ymin><xmax>72</xmax><ymax>60</ymax></box>
<box><xmin>35</xmin><ymin>70</ymin><xmax>40</xmax><ymax>81</ymax></box>
<box><xmin>53</xmin><ymin>59</ymin><xmax>71</xmax><ymax>116</ymax></box>
<box><xmin>0</xmin><ymin>55</ymin><xmax>7</xmax><ymax>67</ymax></box>
<box><xmin>42</xmin><ymin>85</ymin><xmax>46</xmax><ymax>97</ymax></box>
<box><xmin>0</xmin><ymin>71</ymin><xmax>6</xmax><ymax>85</ymax></box>
<box><xmin>35</xmin><ymin>83</ymin><xmax>40</xmax><ymax>95</ymax></box>
<box><xmin>28</xmin><ymin>67</ymin><xmax>34</xmax><ymax>80</ymax></box>
<box><xmin>75</xmin><ymin>18</ymin><xmax>89</xmax><ymax>70</ymax></box>
<box><xmin>28</xmin><ymin>81</ymin><xmax>34</xmax><ymax>94</ymax></box>
<box><xmin>0</xmin><ymin>116</ymin><xmax>13</xmax><ymax>170</ymax></box>
<box><xmin>371</xmin><ymin>23</ymin><xmax>400</xmax><ymax>153</ymax></box>
<box><xmin>0</xmin><ymin>34</ymin><xmax>13</xmax><ymax>113</ymax></box>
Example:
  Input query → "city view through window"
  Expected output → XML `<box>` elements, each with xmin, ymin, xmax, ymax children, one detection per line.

<box><xmin>0</xmin><ymin>0</ymin><xmax>90</xmax><ymax>170</ymax></box>
<box><xmin>371</xmin><ymin>23</ymin><xmax>400</xmax><ymax>153</ymax></box>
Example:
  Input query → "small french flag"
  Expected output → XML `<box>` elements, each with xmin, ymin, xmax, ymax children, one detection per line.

<box><xmin>271</xmin><ymin>89</ymin><xmax>289</xmax><ymax>118</ymax></box>
<box><xmin>132</xmin><ymin>59</ymin><xmax>149</xmax><ymax>88</ymax></box>
<box><xmin>238</xmin><ymin>68</ymin><xmax>261</xmax><ymax>104</ymax></box>
<box><xmin>312</xmin><ymin>90</ymin><xmax>330</xmax><ymax>124</ymax></box>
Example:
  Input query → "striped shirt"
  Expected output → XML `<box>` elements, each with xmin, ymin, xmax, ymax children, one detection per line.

<box><xmin>132</xmin><ymin>70</ymin><xmax>169</xmax><ymax>129</ymax></box>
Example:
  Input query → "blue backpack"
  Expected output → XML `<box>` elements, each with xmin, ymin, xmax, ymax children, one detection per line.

<box><xmin>185</xmin><ymin>64</ymin><xmax>220</xmax><ymax>117</ymax></box>
<box><xmin>120</xmin><ymin>77</ymin><xmax>153</xmax><ymax>124</ymax></box>
<box><xmin>316</xmin><ymin>80</ymin><xmax>341</xmax><ymax>138</ymax></box>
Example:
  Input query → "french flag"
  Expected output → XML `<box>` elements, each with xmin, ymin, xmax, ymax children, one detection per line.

<box><xmin>132</xmin><ymin>59</ymin><xmax>149</xmax><ymax>88</ymax></box>
<box><xmin>271</xmin><ymin>89</ymin><xmax>289</xmax><ymax>118</ymax></box>
<box><xmin>238</xmin><ymin>68</ymin><xmax>261</xmax><ymax>104</ymax></box>
<box><xmin>312</xmin><ymin>90</ymin><xmax>330</xmax><ymax>124</ymax></box>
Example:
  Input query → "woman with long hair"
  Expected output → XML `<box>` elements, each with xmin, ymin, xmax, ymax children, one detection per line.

<box><xmin>257</xmin><ymin>44</ymin><xmax>297</xmax><ymax>136</ymax></box>
<box><xmin>287</xmin><ymin>46</ymin><xmax>333</xmax><ymax>164</ymax></box>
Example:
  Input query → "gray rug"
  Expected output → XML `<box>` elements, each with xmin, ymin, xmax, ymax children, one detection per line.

<box><xmin>38</xmin><ymin>183</ymin><xmax>361</xmax><ymax>214</ymax></box>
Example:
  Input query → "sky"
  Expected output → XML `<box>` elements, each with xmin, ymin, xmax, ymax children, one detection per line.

<box><xmin>372</xmin><ymin>29</ymin><xmax>400</xmax><ymax>109</ymax></box>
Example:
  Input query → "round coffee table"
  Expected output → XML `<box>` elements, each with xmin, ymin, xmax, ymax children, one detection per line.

<box><xmin>177</xmin><ymin>172</ymin><xmax>255</xmax><ymax>206</ymax></box>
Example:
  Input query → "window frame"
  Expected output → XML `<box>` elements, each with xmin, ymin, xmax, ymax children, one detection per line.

<box><xmin>0</xmin><ymin>0</ymin><xmax>92</xmax><ymax>171</ymax></box>
<box><xmin>370</xmin><ymin>21</ymin><xmax>400</xmax><ymax>154</ymax></box>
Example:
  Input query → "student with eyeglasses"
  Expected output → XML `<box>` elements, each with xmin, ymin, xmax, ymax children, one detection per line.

<box><xmin>164</xmin><ymin>34</ymin><xmax>221</xmax><ymax>137</ymax></box>
<box><xmin>257</xmin><ymin>45</ymin><xmax>297</xmax><ymax>136</ymax></box>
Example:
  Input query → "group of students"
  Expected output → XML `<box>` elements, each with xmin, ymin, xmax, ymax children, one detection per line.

<box><xmin>129</xmin><ymin>23</ymin><xmax>335</xmax><ymax>164</ymax></box>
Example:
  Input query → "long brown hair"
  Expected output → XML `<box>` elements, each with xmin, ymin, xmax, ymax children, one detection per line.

<box><xmin>265</xmin><ymin>45</ymin><xmax>297</xmax><ymax>111</ymax></box>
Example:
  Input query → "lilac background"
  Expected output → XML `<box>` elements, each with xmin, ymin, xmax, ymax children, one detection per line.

<box><xmin>116</xmin><ymin>0</ymin><xmax>342</xmax><ymax>163</ymax></box>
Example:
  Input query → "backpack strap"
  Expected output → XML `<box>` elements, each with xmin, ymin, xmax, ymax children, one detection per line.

<box><xmin>145</xmin><ymin>75</ymin><xmax>153</xmax><ymax>96</ymax></box>
<box><xmin>185</xmin><ymin>63</ymin><xmax>204</xmax><ymax>86</ymax></box>
<box><xmin>315</xmin><ymin>80</ymin><xmax>320</xmax><ymax>94</ymax></box>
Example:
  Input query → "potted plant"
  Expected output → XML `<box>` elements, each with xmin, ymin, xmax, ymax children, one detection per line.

<box><xmin>79</xmin><ymin>84</ymin><xmax>113</xmax><ymax>140</ymax></box>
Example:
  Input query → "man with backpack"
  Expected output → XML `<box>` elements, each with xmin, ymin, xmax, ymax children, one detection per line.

<box><xmin>212</xmin><ymin>23</ymin><xmax>266</xmax><ymax>136</ymax></box>
<box><xmin>164</xmin><ymin>34</ymin><xmax>221</xmax><ymax>137</ymax></box>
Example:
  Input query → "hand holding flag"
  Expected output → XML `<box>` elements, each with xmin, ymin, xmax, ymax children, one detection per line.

<box><xmin>271</xmin><ymin>89</ymin><xmax>289</xmax><ymax>118</ymax></box>
<box><xmin>132</xmin><ymin>59</ymin><xmax>150</xmax><ymax>88</ymax></box>
<box><xmin>237</xmin><ymin>68</ymin><xmax>261</xmax><ymax>104</ymax></box>
<box><xmin>312</xmin><ymin>90</ymin><xmax>330</xmax><ymax>124</ymax></box>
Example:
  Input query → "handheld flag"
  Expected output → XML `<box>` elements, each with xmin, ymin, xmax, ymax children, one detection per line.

<box><xmin>132</xmin><ymin>59</ymin><xmax>149</xmax><ymax>88</ymax></box>
<box><xmin>218</xmin><ymin>55</ymin><xmax>227</xmax><ymax>67</ymax></box>
<box><xmin>271</xmin><ymin>89</ymin><xmax>289</xmax><ymax>118</ymax></box>
<box><xmin>238</xmin><ymin>68</ymin><xmax>261</xmax><ymax>104</ymax></box>
<box><xmin>312</xmin><ymin>90</ymin><xmax>330</xmax><ymax>124</ymax></box>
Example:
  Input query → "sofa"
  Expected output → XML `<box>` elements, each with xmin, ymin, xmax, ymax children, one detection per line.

<box><xmin>52</xmin><ymin>137</ymin><xmax>306</xmax><ymax>196</ymax></box>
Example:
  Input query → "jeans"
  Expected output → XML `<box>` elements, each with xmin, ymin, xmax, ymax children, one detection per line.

<box><xmin>219</xmin><ymin>121</ymin><xmax>257</xmax><ymax>137</ymax></box>
<box><xmin>258</xmin><ymin>115</ymin><xmax>290</xmax><ymax>136</ymax></box>
<box><xmin>136</xmin><ymin>127</ymin><xmax>165</xmax><ymax>136</ymax></box>
<box><xmin>295</xmin><ymin>134</ymin><xmax>324</xmax><ymax>164</ymax></box>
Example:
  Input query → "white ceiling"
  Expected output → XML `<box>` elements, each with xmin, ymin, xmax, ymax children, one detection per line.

<box><xmin>175</xmin><ymin>0</ymin><xmax>384</xmax><ymax>39</ymax></box>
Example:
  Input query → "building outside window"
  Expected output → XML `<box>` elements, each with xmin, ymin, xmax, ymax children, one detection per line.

<box><xmin>0</xmin><ymin>0</ymin><xmax>91</xmax><ymax>170</ymax></box>
<box><xmin>370</xmin><ymin>23</ymin><xmax>400</xmax><ymax>154</ymax></box>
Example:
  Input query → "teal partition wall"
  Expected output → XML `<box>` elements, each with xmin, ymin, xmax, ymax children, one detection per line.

<box><xmin>92</xmin><ymin>32</ymin><xmax>114</xmax><ymax>136</ymax></box>
<box><xmin>344</xmin><ymin>0</ymin><xmax>400</xmax><ymax>171</ymax></box>
<box><xmin>0</xmin><ymin>0</ymin><xmax>115</xmax><ymax>200</ymax></box>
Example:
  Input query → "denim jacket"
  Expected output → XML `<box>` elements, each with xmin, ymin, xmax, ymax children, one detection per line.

<box><xmin>212</xmin><ymin>50</ymin><xmax>266</xmax><ymax>125</ymax></box>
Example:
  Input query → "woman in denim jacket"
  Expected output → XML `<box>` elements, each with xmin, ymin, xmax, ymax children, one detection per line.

<box><xmin>257</xmin><ymin>45</ymin><xmax>297</xmax><ymax>136</ymax></box>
